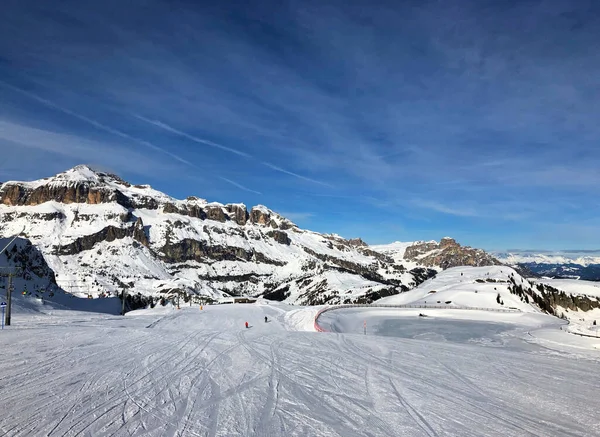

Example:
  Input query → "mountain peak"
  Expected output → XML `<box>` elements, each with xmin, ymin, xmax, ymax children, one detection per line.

<box><xmin>56</xmin><ymin>165</ymin><xmax>102</xmax><ymax>184</ymax></box>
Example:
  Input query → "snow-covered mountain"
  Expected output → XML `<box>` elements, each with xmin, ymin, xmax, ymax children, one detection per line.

<box><xmin>494</xmin><ymin>250</ymin><xmax>600</xmax><ymax>281</ymax></box>
<box><xmin>494</xmin><ymin>250</ymin><xmax>600</xmax><ymax>267</ymax></box>
<box><xmin>0</xmin><ymin>165</ymin><xmax>441</xmax><ymax>305</ymax></box>
<box><xmin>372</xmin><ymin>237</ymin><xmax>501</xmax><ymax>269</ymax></box>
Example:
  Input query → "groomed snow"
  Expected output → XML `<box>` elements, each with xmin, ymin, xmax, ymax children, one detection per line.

<box><xmin>1</xmin><ymin>295</ymin><xmax>599</xmax><ymax>436</ymax></box>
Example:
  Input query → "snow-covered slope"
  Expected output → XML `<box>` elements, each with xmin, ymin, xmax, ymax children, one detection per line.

<box><xmin>376</xmin><ymin>266</ymin><xmax>600</xmax><ymax>334</ymax></box>
<box><xmin>370</xmin><ymin>241</ymin><xmax>417</xmax><ymax>262</ymax></box>
<box><xmin>0</xmin><ymin>236</ymin><xmax>122</xmax><ymax>317</ymax></box>
<box><xmin>377</xmin><ymin>266</ymin><xmax>534</xmax><ymax>312</ymax></box>
<box><xmin>0</xmin><ymin>166</ymin><xmax>436</xmax><ymax>305</ymax></box>
<box><xmin>1</xmin><ymin>302</ymin><xmax>599</xmax><ymax>436</ymax></box>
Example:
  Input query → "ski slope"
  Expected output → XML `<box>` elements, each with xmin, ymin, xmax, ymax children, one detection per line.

<box><xmin>1</xmin><ymin>298</ymin><xmax>600</xmax><ymax>436</ymax></box>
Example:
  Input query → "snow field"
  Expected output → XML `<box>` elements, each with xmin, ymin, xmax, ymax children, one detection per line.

<box><xmin>1</xmin><ymin>300</ymin><xmax>600</xmax><ymax>436</ymax></box>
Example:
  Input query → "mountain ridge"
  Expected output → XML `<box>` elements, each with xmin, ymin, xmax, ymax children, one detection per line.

<box><xmin>0</xmin><ymin>165</ymin><xmax>500</xmax><ymax>305</ymax></box>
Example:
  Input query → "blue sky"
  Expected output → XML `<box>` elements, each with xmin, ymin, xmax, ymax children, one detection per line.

<box><xmin>0</xmin><ymin>0</ymin><xmax>599</xmax><ymax>250</ymax></box>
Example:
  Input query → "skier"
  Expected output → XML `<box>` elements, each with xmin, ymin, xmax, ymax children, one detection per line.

<box><xmin>245</xmin><ymin>321</ymin><xmax>249</xmax><ymax>329</ymax></box>
<box><xmin>264</xmin><ymin>316</ymin><xmax>268</xmax><ymax>323</ymax></box>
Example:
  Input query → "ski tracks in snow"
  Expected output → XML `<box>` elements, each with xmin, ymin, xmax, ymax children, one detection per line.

<box><xmin>388</xmin><ymin>377</ymin><xmax>439</xmax><ymax>437</ymax></box>
<box><xmin>2</xmin><ymin>306</ymin><xmax>600</xmax><ymax>436</ymax></box>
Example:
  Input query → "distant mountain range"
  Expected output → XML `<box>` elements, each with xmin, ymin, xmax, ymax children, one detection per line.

<box><xmin>493</xmin><ymin>250</ymin><xmax>600</xmax><ymax>281</ymax></box>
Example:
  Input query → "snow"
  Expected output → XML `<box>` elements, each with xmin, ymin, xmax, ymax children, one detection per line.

<box><xmin>1</xmin><ymin>299</ymin><xmax>599</xmax><ymax>436</ymax></box>
<box><xmin>251</xmin><ymin>204</ymin><xmax>270</xmax><ymax>214</ymax></box>
<box><xmin>494</xmin><ymin>250</ymin><xmax>600</xmax><ymax>267</ymax></box>
<box><xmin>369</xmin><ymin>241</ymin><xmax>415</xmax><ymax>259</ymax></box>
<box><xmin>369</xmin><ymin>240</ymin><xmax>439</xmax><ymax>271</ymax></box>
<box><xmin>377</xmin><ymin>266</ymin><xmax>533</xmax><ymax>312</ymax></box>
<box><xmin>535</xmin><ymin>278</ymin><xmax>600</xmax><ymax>298</ymax></box>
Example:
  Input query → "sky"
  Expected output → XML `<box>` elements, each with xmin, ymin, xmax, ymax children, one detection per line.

<box><xmin>0</xmin><ymin>0</ymin><xmax>599</xmax><ymax>250</ymax></box>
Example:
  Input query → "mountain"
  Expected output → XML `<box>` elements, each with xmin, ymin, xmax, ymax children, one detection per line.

<box><xmin>371</xmin><ymin>237</ymin><xmax>501</xmax><ymax>269</ymax></box>
<box><xmin>494</xmin><ymin>250</ymin><xmax>600</xmax><ymax>281</ymax></box>
<box><xmin>0</xmin><ymin>165</ymin><xmax>441</xmax><ymax>306</ymax></box>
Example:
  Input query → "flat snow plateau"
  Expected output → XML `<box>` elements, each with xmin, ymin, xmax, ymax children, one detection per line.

<box><xmin>1</xmin><ymin>296</ymin><xmax>600</xmax><ymax>436</ymax></box>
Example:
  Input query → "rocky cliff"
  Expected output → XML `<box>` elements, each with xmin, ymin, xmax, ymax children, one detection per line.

<box><xmin>373</xmin><ymin>238</ymin><xmax>501</xmax><ymax>270</ymax></box>
<box><xmin>0</xmin><ymin>166</ymin><xmax>438</xmax><ymax>305</ymax></box>
<box><xmin>404</xmin><ymin>237</ymin><xmax>502</xmax><ymax>268</ymax></box>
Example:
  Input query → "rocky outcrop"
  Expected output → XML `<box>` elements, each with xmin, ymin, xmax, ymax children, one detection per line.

<box><xmin>163</xmin><ymin>202</ymin><xmax>207</xmax><ymax>219</ymax></box>
<box><xmin>0</xmin><ymin>184</ymin><xmax>26</xmax><ymax>206</ymax></box>
<box><xmin>133</xmin><ymin>218</ymin><xmax>149</xmax><ymax>247</ymax></box>
<box><xmin>267</xmin><ymin>230</ymin><xmax>291</xmax><ymax>245</ymax></box>
<box><xmin>1</xmin><ymin>211</ymin><xmax>66</xmax><ymax>223</ymax></box>
<box><xmin>55</xmin><ymin>226</ymin><xmax>131</xmax><ymax>255</ymax></box>
<box><xmin>301</xmin><ymin>246</ymin><xmax>402</xmax><ymax>287</ymax></box>
<box><xmin>404</xmin><ymin>237</ymin><xmax>501</xmax><ymax>269</ymax></box>
<box><xmin>2</xmin><ymin>237</ymin><xmax>56</xmax><ymax>284</ymax></box>
<box><xmin>162</xmin><ymin>203</ymin><xmax>181</xmax><ymax>215</ymax></box>
<box><xmin>249</xmin><ymin>206</ymin><xmax>274</xmax><ymax>227</ymax></box>
<box><xmin>55</xmin><ymin>218</ymin><xmax>151</xmax><ymax>255</ymax></box>
<box><xmin>205</xmin><ymin>205</ymin><xmax>228</xmax><ymax>222</ymax></box>
<box><xmin>408</xmin><ymin>267</ymin><xmax>438</xmax><ymax>286</ymax></box>
<box><xmin>130</xmin><ymin>195</ymin><xmax>159</xmax><ymax>210</ymax></box>
<box><xmin>1</xmin><ymin>183</ymin><xmax>107</xmax><ymax>206</ymax></box>
<box><xmin>0</xmin><ymin>181</ymin><xmax>142</xmax><ymax>209</ymax></box>
<box><xmin>226</xmin><ymin>204</ymin><xmax>248</xmax><ymax>225</ymax></box>
<box><xmin>160</xmin><ymin>239</ymin><xmax>284</xmax><ymax>266</ymax></box>
<box><xmin>187</xmin><ymin>204</ymin><xmax>207</xmax><ymax>219</ymax></box>
<box><xmin>348</xmin><ymin>238</ymin><xmax>368</xmax><ymax>247</ymax></box>
<box><xmin>163</xmin><ymin>202</ymin><xmax>245</xmax><ymax>223</ymax></box>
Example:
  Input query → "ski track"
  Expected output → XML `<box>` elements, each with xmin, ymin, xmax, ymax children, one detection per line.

<box><xmin>1</xmin><ymin>304</ymin><xmax>600</xmax><ymax>436</ymax></box>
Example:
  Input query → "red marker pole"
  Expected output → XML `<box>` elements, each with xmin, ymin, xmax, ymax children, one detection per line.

<box><xmin>364</xmin><ymin>320</ymin><xmax>367</xmax><ymax>335</ymax></box>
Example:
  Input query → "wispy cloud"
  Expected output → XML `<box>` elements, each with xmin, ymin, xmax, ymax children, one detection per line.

<box><xmin>262</xmin><ymin>162</ymin><xmax>332</xmax><ymax>188</ymax></box>
<box><xmin>0</xmin><ymin>79</ymin><xmax>194</xmax><ymax>167</ymax></box>
<box><xmin>0</xmin><ymin>120</ymin><xmax>173</xmax><ymax>177</ymax></box>
<box><xmin>411</xmin><ymin>200</ymin><xmax>483</xmax><ymax>218</ymax></box>
<box><xmin>218</xmin><ymin>177</ymin><xmax>261</xmax><ymax>195</ymax></box>
<box><xmin>0</xmin><ymin>80</ymin><xmax>265</xmax><ymax>195</ymax></box>
<box><xmin>134</xmin><ymin>115</ymin><xmax>252</xmax><ymax>158</ymax></box>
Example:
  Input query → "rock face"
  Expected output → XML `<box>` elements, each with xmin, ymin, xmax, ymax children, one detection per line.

<box><xmin>267</xmin><ymin>230</ymin><xmax>291</xmax><ymax>245</ymax></box>
<box><xmin>1</xmin><ymin>237</ymin><xmax>56</xmax><ymax>284</ymax></box>
<box><xmin>249</xmin><ymin>206</ymin><xmax>271</xmax><ymax>226</ymax></box>
<box><xmin>0</xmin><ymin>165</ymin><xmax>443</xmax><ymax>305</ymax></box>
<box><xmin>403</xmin><ymin>237</ymin><xmax>501</xmax><ymax>269</ymax></box>
<box><xmin>204</xmin><ymin>205</ymin><xmax>228</xmax><ymax>222</ymax></box>
<box><xmin>133</xmin><ymin>218</ymin><xmax>149</xmax><ymax>247</ymax></box>
<box><xmin>226</xmin><ymin>204</ymin><xmax>248</xmax><ymax>225</ymax></box>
